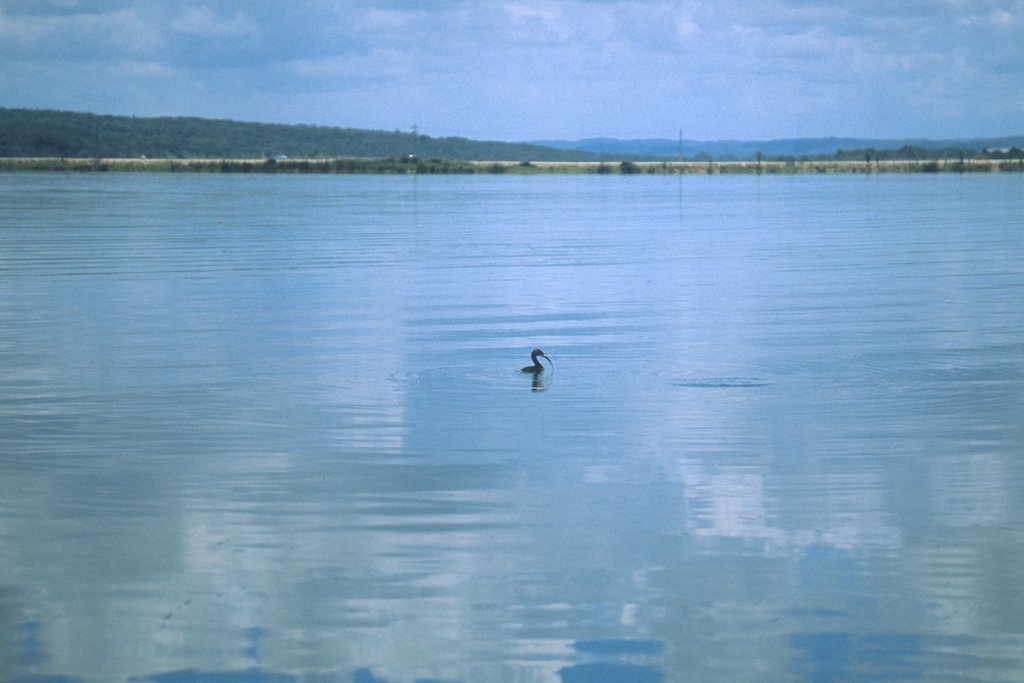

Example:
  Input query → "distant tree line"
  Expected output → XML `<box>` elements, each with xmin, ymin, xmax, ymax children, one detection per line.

<box><xmin>828</xmin><ymin>144</ymin><xmax>1024</xmax><ymax>163</ymax></box>
<box><xmin>4</xmin><ymin>155</ymin><xmax>1019</xmax><ymax>175</ymax></box>
<box><xmin>3</xmin><ymin>107</ymin><xmax>1022</xmax><ymax>165</ymax></box>
<box><xmin>0</xmin><ymin>107</ymin><xmax>601</xmax><ymax>162</ymax></box>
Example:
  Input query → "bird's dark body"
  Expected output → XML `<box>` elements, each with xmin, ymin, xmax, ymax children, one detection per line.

<box><xmin>521</xmin><ymin>348</ymin><xmax>553</xmax><ymax>373</ymax></box>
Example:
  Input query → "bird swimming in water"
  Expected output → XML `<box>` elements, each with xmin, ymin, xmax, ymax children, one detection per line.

<box><xmin>521</xmin><ymin>348</ymin><xmax>553</xmax><ymax>373</ymax></box>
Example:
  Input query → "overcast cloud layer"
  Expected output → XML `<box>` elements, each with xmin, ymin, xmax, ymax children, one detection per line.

<box><xmin>1</xmin><ymin>0</ymin><xmax>1022</xmax><ymax>140</ymax></box>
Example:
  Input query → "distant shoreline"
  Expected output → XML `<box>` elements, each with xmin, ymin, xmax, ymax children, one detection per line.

<box><xmin>1</xmin><ymin>156</ymin><xmax>1021</xmax><ymax>175</ymax></box>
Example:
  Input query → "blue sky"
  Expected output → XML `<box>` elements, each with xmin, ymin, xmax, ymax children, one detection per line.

<box><xmin>1</xmin><ymin>0</ymin><xmax>1022</xmax><ymax>141</ymax></box>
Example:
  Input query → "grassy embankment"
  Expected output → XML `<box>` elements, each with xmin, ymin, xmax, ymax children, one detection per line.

<box><xmin>1</xmin><ymin>156</ymin><xmax>1021</xmax><ymax>174</ymax></box>
<box><xmin>483</xmin><ymin>159</ymin><xmax>1022</xmax><ymax>174</ymax></box>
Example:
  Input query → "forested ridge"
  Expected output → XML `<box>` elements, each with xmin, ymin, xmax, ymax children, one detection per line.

<box><xmin>3</xmin><ymin>107</ymin><xmax>1022</xmax><ymax>164</ymax></box>
<box><xmin>0</xmin><ymin>107</ymin><xmax>597</xmax><ymax>162</ymax></box>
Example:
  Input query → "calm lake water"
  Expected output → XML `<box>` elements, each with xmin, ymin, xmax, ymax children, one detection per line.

<box><xmin>1</xmin><ymin>171</ymin><xmax>1023</xmax><ymax>682</ymax></box>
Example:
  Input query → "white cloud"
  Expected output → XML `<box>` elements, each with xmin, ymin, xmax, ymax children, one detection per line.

<box><xmin>958</xmin><ymin>5</ymin><xmax>1022</xmax><ymax>28</ymax></box>
<box><xmin>502</xmin><ymin>1</ymin><xmax>577</xmax><ymax>42</ymax></box>
<box><xmin>0</xmin><ymin>6</ymin><xmax>162</xmax><ymax>57</ymax></box>
<box><xmin>170</xmin><ymin>6</ymin><xmax>258</xmax><ymax>39</ymax></box>
<box><xmin>355</xmin><ymin>7</ymin><xmax>417</xmax><ymax>32</ymax></box>
<box><xmin>114</xmin><ymin>59</ymin><xmax>179</xmax><ymax>79</ymax></box>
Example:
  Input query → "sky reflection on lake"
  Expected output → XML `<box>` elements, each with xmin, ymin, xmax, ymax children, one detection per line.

<box><xmin>1</xmin><ymin>172</ymin><xmax>1023</xmax><ymax>682</ymax></box>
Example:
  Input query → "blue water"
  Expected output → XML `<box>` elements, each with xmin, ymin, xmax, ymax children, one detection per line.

<box><xmin>1</xmin><ymin>172</ymin><xmax>1022</xmax><ymax>682</ymax></box>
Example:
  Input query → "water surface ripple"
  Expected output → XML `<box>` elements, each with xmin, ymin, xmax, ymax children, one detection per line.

<box><xmin>1</xmin><ymin>172</ymin><xmax>1023</xmax><ymax>682</ymax></box>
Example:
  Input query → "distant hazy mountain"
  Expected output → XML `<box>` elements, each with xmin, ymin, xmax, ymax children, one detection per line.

<box><xmin>531</xmin><ymin>135</ymin><xmax>1024</xmax><ymax>160</ymax></box>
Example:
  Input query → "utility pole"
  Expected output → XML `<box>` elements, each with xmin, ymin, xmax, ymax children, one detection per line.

<box><xmin>678</xmin><ymin>129</ymin><xmax>684</xmax><ymax>163</ymax></box>
<box><xmin>411</xmin><ymin>124</ymin><xmax>418</xmax><ymax>158</ymax></box>
<box><xmin>93</xmin><ymin>122</ymin><xmax>101</xmax><ymax>170</ymax></box>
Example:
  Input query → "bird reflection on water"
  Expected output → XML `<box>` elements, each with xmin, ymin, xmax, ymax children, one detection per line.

<box><xmin>520</xmin><ymin>348</ymin><xmax>553</xmax><ymax>392</ymax></box>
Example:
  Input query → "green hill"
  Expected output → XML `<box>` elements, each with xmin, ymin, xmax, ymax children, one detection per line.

<box><xmin>0</xmin><ymin>107</ymin><xmax>599</xmax><ymax>162</ymax></box>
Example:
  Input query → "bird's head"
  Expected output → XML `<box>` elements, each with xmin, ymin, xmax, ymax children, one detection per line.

<box><xmin>532</xmin><ymin>349</ymin><xmax>553</xmax><ymax>366</ymax></box>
